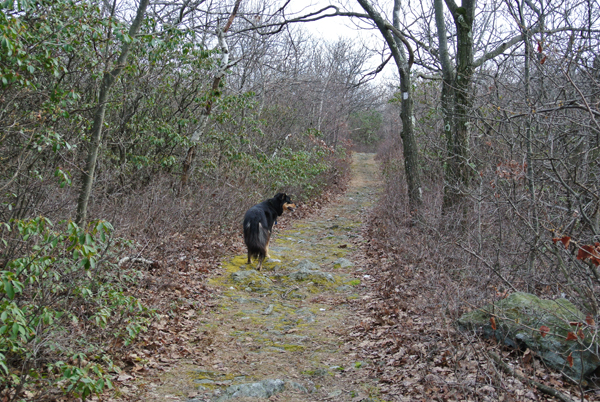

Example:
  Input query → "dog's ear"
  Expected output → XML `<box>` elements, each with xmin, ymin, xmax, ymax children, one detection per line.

<box><xmin>276</xmin><ymin>193</ymin><xmax>286</xmax><ymax>200</ymax></box>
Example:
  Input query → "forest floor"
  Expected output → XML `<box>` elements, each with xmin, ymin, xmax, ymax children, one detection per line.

<box><xmin>109</xmin><ymin>153</ymin><xmax>588</xmax><ymax>402</ymax></box>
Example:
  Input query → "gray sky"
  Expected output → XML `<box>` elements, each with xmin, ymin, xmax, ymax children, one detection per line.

<box><xmin>287</xmin><ymin>1</ymin><xmax>396</xmax><ymax>83</ymax></box>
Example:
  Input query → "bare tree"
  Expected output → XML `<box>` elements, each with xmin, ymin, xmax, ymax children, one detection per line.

<box><xmin>181</xmin><ymin>0</ymin><xmax>242</xmax><ymax>187</ymax></box>
<box><xmin>76</xmin><ymin>0</ymin><xmax>150</xmax><ymax>225</ymax></box>
<box><xmin>356</xmin><ymin>0</ymin><xmax>422</xmax><ymax>210</ymax></box>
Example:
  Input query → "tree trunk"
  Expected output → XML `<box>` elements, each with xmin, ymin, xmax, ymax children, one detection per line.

<box><xmin>434</xmin><ymin>0</ymin><xmax>457</xmax><ymax>204</ymax></box>
<box><xmin>451</xmin><ymin>0</ymin><xmax>476</xmax><ymax>193</ymax></box>
<box><xmin>357</xmin><ymin>0</ymin><xmax>422</xmax><ymax>210</ymax></box>
<box><xmin>516</xmin><ymin>0</ymin><xmax>540</xmax><ymax>271</ymax></box>
<box><xmin>75</xmin><ymin>0</ymin><xmax>149</xmax><ymax>226</ymax></box>
<box><xmin>435</xmin><ymin>0</ymin><xmax>475</xmax><ymax>206</ymax></box>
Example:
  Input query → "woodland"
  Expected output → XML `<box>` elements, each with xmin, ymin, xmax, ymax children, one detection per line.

<box><xmin>0</xmin><ymin>0</ymin><xmax>599</xmax><ymax>400</ymax></box>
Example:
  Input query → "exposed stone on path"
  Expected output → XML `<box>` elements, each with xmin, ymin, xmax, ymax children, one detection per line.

<box><xmin>294</xmin><ymin>307</ymin><xmax>316</xmax><ymax>323</ymax></box>
<box><xmin>230</xmin><ymin>269</ymin><xmax>272</xmax><ymax>289</ymax></box>
<box><xmin>288</xmin><ymin>259</ymin><xmax>334</xmax><ymax>282</ymax></box>
<box><xmin>262</xmin><ymin>304</ymin><xmax>274</xmax><ymax>315</ymax></box>
<box><xmin>206</xmin><ymin>378</ymin><xmax>310</xmax><ymax>401</ymax></box>
<box><xmin>293</xmin><ymin>260</ymin><xmax>321</xmax><ymax>271</ymax></box>
<box><xmin>215</xmin><ymin>379</ymin><xmax>285</xmax><ymax>401</ymax></box>
<box><xmin>335</xmin><ymin>284</ymin><xmax>353</xmax><ymax>292</ymax></box>
<box><xmin>333</xmin><ymin>257</ymin><xmax>353</xmax><ymax>268</ymax></box>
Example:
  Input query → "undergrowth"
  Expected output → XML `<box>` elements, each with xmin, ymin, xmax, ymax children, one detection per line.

<box><xmin>0</xmin><ymin>218</ymin><xmax>153</xmax><ymax>401</ymax></box>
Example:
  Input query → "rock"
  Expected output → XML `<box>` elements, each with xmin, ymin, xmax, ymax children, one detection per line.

<box><xmin>289</xmin><ymin>260</ymin><xmax>334</xmax><ymax>283</ymax></box>
<box><xmin>286</xmin><ymin>381</ymin><xmax>309</xmax><ymax>393</ymax></box>
<box><xmin>262</xmin><ymin>304</ymin><xmax>274</xmax><ymax>315</ymax></box>
<box><xmin>457</xmin><ymin>292</ymin><xmax>600</xmax><ymax>382</ymax></box>
<box><xmin>336</xmin><ymin>285</ymin><xmax>353</xmax><ymax>292</ymax></box>
<box><xmin>294</xmin><ymin>307</ymin><xmax>316</xmax><ymax>323</ymax></box>
<box><xmin>230</xmin><ymin>270</ymin><xmax>272</xmax><ymax>289</ymax></box>
<box><xmin>294</xmin><ymin>260</ymin><xmax>321</xmax><ymax>271</ymax></box>
<box><xmin>289</xmin><ymin>269</ymin><xmax>334</xmax><ymax>282</ymax></box>
<box><xmin>333</xmin><ymin>258</ymin><xmax>353</xmax><ymax>268</ymax></box>
<box><xmin>194</xmin><ymin>379</ymin><xmax>215</xmax><ymax>385</ymax></box>
<box><xmin>215</xmin><ymin>379</ymin><xmax>285</xmax><ymax>401</ymax></box>
<box><xmin>213</xmin><ymin>378</ymin><xmax>310</xmax><ymax>401</ymax></box>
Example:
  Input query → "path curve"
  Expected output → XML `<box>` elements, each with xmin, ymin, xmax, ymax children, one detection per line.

<box><xmin>150</xmin><ymin>153</ymin><xmax>382</xmax><ymax>402</ymax></box>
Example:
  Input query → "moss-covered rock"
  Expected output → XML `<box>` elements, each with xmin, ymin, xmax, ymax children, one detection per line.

<box><xmin>215</xmin><ymin>379</ymin><xmax>286</xmax><ymax>401</ymax></box>
<box><xmin>457</xmin><ymin>292</ymin><xmax>600</xmax><ymax>383</ymax></box>
<box><xmin>289</xmin><ymin>269</ymin><xmax>334</xmax><ymax>283</ymax></box>
<box><xmin>294</xmin><ymin>260</ymin><xmax>321</xmax><ymax>271</ymax></box>
<box><xmin>230</xmin><ymin>270</ymin><xmax>273</xmax><ymax>290</ymax></box>
<box><xmin>287</xmin><ymin>259</ymin><xmax>334</xmax><ymax>283</ymax></box>
<box><xmin>333</xmin><ymin>258</ymin><xmax>353</xmax><ymax>269</ymax></box>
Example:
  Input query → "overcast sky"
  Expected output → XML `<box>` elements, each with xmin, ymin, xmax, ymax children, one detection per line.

<box><xmin>286</xmin><ymin>1</ymin><xmax>396</xmax><ymax>84</ymax></box>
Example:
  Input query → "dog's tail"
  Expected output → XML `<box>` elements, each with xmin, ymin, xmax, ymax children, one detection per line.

<box><xmin>244</xmin><ymin>220</ymin><xmax>270</xmax><ymax>264</ymax></box>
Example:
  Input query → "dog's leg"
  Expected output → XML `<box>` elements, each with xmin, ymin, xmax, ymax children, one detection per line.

<box><xmin>247</xmin><ymin>251</ymin><xmax>252</xmax><ymax>265</ymax></box>
<box><xmin>265</xmin><ymin>231</ymin><xmax>271</xmax><ymax>259</ymax></box>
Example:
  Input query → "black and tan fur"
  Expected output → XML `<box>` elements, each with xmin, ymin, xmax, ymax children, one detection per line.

<box><xmin>243</xmin><ymin>193</ymin><xmax>296</xmax><ymax>270</ymax></box>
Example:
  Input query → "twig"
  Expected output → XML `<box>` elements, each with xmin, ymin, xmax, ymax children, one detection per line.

<box><xmin>488</xmin><ymin>351</ymin><xmax>576</xmax><ymax>402</ymax></box>
<box><xmin>455</xmin><ymin>242</ymin><xmax>518</xmax><ymax>292</ymax></box>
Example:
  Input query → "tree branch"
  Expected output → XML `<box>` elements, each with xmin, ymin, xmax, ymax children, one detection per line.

<box><xmin>355</xmin><ymin>54</ymin><xmax>393</xmax><ymax>86</ymax></box>
<box><xmin>474</xmin><ymin>27</ymin><xmax>600</xmax><ymax>68</ymax></box>
<box><xmin>508</xmin><ymin>102</ymin><xmax>600</xmax><ymax>119</ymax></box>
<box><xmin>384</xmin><ymin>22</ymin><xmax>414</xmax><ymax>69</ymax></box>
<box><xmin>223</xmin><ymin>0</ymin><xmax>242</xmax><ymax>33</ymax></box>
<box><xmin>233</xmin><ymin>6</ymin><xmax>370</xmax><ymax>36</ymax></box>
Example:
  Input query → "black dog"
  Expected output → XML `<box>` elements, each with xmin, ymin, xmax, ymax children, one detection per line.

<box><xmin>243</xmin><ymin>193</ymin><xmax>296</xmax><ymax>270</ymax></box>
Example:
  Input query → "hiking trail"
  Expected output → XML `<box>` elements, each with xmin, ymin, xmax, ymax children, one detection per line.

<box><xmin>141</xmin><ymin>153</ymin><xmax>384</xmax><ymax>401</ymax></box>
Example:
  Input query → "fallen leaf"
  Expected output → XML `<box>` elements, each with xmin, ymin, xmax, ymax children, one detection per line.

<box><xmin>567</xmin><ymin>353</ymin><xmax>573</xmax><ymax>367</ymax></box>
<box><xmin>552</xmin><ymin>236</ymin><xmax>571</xmax><ymax>249</ymax></box>
<box><xmin>523</xmin><ymin>348</ymin><xmax>532</xmax><ymax>364</ymax></box>
<box><xmin>117</xmin><ymin>373</ymin><xmax>134</xmax><ymax>382</ymax></box>
<box><xmin>566</xmin><ymin>332</ymin><xmax>578</xmax><ymax>341</ymax></box>
<box><xmin>539</xmin><ymin>325</ymin><xmax>550</xmax><ymax>337</ymax></box>
<box><xmin>577</xmin><ymin>244</ymin><xmax>600</xmax><ymax>264</ymax></box>
<box><xmin>490</xmin><ymin>316</ymin><xmax>497</xmax><ymax>330</ymax></box>
<box><xmin>585</xmin><ymin>314</ymin><xmax>595</xmax><ymax>326</ymax></box>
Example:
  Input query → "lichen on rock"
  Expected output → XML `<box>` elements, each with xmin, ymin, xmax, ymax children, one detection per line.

<box><xmin>457</xmin><ymin>292</ymin><xmax>600</xmax><ymax>383</ymax></box>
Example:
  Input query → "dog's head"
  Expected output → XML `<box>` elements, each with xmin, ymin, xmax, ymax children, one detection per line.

<box><xmin>275</xmin><ymin>193</ymin><xmax>296</xmax><ymax>213</ymax></box>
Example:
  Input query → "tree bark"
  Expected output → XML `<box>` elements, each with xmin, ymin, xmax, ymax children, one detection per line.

<box><xmin>516</xmin><ymin>0</ymin><xmax>543</xmax><ymax>271</ymax></box>
<box><xmin>434</xmin><ymin>0</ymin><xmax>456</xmax><ymax>204</ymax></box>
<box><xmin>434</xmin><ymin>0</ymin><xmax>552</xmax><ymax>207</ymax></box>
<box><xmin>433</xmin><ymin>0</ymin><xmax>476</xmax><ymax>206</ymax></box>
<box><xmin>75</xmin><ymin>0</ymin><xmax>149</xmax><ymax>226</ymax></box>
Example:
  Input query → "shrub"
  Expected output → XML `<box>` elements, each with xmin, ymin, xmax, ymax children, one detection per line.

<box><xmin>0</xmin><ymin>218</ymin><xmax>153</xmax><ymax>400</ymax></box>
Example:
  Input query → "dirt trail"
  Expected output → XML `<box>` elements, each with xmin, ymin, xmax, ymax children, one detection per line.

<box><xmin>145</xmin><ymin>153</ymin><xmax>383</xmax><ymax>401</ymax></box>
